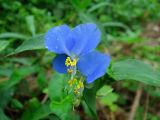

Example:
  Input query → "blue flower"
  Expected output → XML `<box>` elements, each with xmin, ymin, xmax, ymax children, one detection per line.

<box><xmin>45</xmin><ymin>23</ymin><xmax>110</xmax><ymax>83</ymax></box>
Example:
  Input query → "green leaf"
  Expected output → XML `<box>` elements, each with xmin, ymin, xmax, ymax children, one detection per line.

<box><xmin>83</xmin><ymin>87</ymin><xmax>97</xmax><ymax>119</ymax></box>
<box><xmin>83</xmin><ymin>80</ymin><xmax>104</xmax><ymax>119</ymax></box>
<box><xmin>0</xmin><ymin>67</ymin><xmax>12</xmax><ymax>77</ymax></box>
<box><xmin>26</xmin><ymin>15</ymin><xmax>36</xmax><ymax>35</ymax></box>
<box><xmin>0</xmin><ymin>88</ymin><xmax>14</xmax><ymax>109</ymax></box>
<box><xmin>0</xmin><ymin>32</ymin><xmax>28</xmax><ymax>40</ymax></box>
<box><xmin>0</xmin><ymin>40</ymin><xmax>10</xmax><ymax>52</ymax></box>
<box><xmin>0</xmin><ymin>66</ymin><xmax>39</xmax><ymax>109</ymax></box>
<box><xmin>37</xmin><ymin>69</ymin><xmax>47</xmax><ymax>90</ymax></box>
<box><xmin>31</xmin><ymin>104</ymin><xmax>52</xmax><ymax>120</ymax></box>
<box><xmin>0</xmin><ymin>66</ymin><xmax>39</xmax><ymax>89</ymax></box>
<box><xmin>50</xmin><ymin>96</ymin><xmax>73</xmax><ymax>120</ymax></box>
<box><xmin>0</xmin><ymin>109</ymin><xmax>10</xmax><ymax>120</ymax></box>
<box><xmin>48</xmin><ymin>73</ymin><xmax>73</xmax><ymax>120</ymax></box>
<box><xmin>48</xmin><ymin>73</ymin><xmax>68</xmax><ymax>101</ymax></box>
<box><xmin>8</xmin><ymin>57</ymin><xmax>33</xmax><ymax>66</ymax></box>
<box><xmin>8</xmin><ymin>34</ymin><xmax>45</xmax><ymax>55</ymax></box>
<box><xmin>115</xmin><ymin>30</ymin><xmax>142</xmax><ymax>43</ymax></box>
<box><xmin>99</xmin><ymin>92</ymin><xmax>119</xmax><ymax>112</ymax></box>
<box><xmin>11</xmin><ymin>99</ymin><xmax>24</xmax><ymax>109</ymax></box>
<box><xmin>88</xmin><ymin>2</ymin><xmax>111</xmax><ymax>13</ymax></box>
<box><xmin>108</xmin><ymin>59</ymin><xmax>160</xmax><ymax>86</ymax></box>
<box><xmin>70</xmin><ymin>0</ymin><xmax>91</xmax><ymax>10</ymax></box>
<box><xmin>102</xmin><ymin>22</ymin><xmax>130</xmax><ymax>30</ymax></box>
<box><xmin>21</xmin><ymin>98</ymin><xmax>52</xmax><ymax>120</ymax></box>
<box><xmin>96</xmin><ymin>85</ymin><xmax>113</xmax><ymax>97</ymax></box>
<box><xmin>82</xmin><ymin>101</ymin><xmax>93</xmax><ymax>118</ymax></box>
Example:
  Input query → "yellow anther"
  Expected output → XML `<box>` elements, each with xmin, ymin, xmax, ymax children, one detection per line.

<box><xmin>65</xmin><ymin>57</ymin><xmax>77</xmax><ymax>67</ymax></box>
<box><xmin>67</xmin><ymin>78</ymin><xmax>77</xmax><ymax>87</ymax></box>
<box><xmin>77</xmin><ymin>81</ymin><xmax>84</xmax><ymax>89</ymax></box>
<box><xmin>65</xmin><ymin>57</ymin><xmax>71</xmax><ymax>67</ymax></box>
<box><xmin>74</xmin><ymin>88</ymin><xmax>80</xmax><ymax>94</ymax></box>
<box><xmin>68</xmin><ymin>80</ymin><xmax>73</xmax><ymax>87</ymax></box>
<box><xmin>70</xmin><ymin>59</ymin><xmax>77</xmax><ymax>66</ymax></box>
<box><xmin>73</xmin><ymin>78</ymin><xmax>77</xmax><ymax>83</ymax></box>
<box><xmin>67</xmin><ymin>69</ymin><xmax>73</xmax><ymax>74</ymax></box>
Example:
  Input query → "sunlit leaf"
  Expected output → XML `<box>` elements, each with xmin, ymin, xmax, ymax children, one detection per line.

<box><xmin>88</xmin><ymin>2</ymin><xmax>111</xmax><ymax>12</ymax></box>
<box><xmin>26</xmin><ymin>15</ymin><xmax>36</xmax><ymax>36</ymax></box>
<box><xmin>50</xmin><ymin>96</ymin><xmax>73</xmax><ymax>120</ymax></box>
<box><xmin>108</xmin><ymin>59</ymin><xmax>160</xmax><ymax>86</ymax></box>
<box><xmin>0</xmin><ymin>40</ymin><xmax>10</xmax><ymax>52</ymax></box>
<box><xmin>0</xmin><ymin>33</ymin><xmax>28</xmax><ymax>40</ymax></box>
<box><xmin>11</xmin><ymin>99</ymin><xmax>24</xmax><ymax>109</ymax></box>
<box><xmin>99</xmin><ymin>92</ymin><xmax>119</xmax><ymax>112</ymax></box>
<box><xmin>8</xmin><ymin>34</ymin><xmax>45</xmax><ymax>56</ymax></box>
<box><xmin>96</xmin><ymin>85</ymin><xmax>113</xmax><ymax>97</ymax></box>
<box><xmin>48</xmin><ymin>73</ymin><xmax>68</xmax><ymax>101</ymax></box>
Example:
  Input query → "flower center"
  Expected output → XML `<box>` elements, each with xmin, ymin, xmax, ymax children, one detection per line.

<box><xmin>65</xmin><ymin>57</ymin><xmax>77</xmax><ymax>67</ymax></box>
<box><xmin>65</xmin><ymin>57</ymin><xmax>77</xmax><ymax>74</ymax></box>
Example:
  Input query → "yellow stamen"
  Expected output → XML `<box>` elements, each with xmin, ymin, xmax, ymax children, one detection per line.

<box><xmin>65</xmin><ymin>57</ymin><xmax>71</xmax><ymax>67</ymax></box>
<box><xmin>67</xmin><ymin>78</ymin><xmax>78</xmax><ymax>87</ymax></box>
<box><xmin>77</xmin><ymin>81</ymin><xmax>84</xmax><ymax>89</ymax></box>
<box><xmin>74</xmin><ymin>88</ymin><xmax>80</xmax><ymax>94</ymax></box>
<box><xmin>67</xmin><ymin>69</ymin><xmax>73</xmax><ymax>74</ymax></box>
<box><xmin>71</xmin><ymin>59</ymin><xmax>77</xmax><ymax>66</ymax></box>
<box><xmin>68</xmin><ymin>80</ymin><xmax>73</xmax><ymax>87</ymax></box>
<box><xmin>65</xmin><ymin>57</ymin><xmax>77</xmax><ymax>67</ymax></box>
<box><xmin>73</xmin><ymin>78</ymin><xmax>77</xmax><ymax>83</ymax></box>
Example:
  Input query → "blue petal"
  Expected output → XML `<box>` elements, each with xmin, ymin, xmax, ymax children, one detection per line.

<box><xmin>71</xmin><ymin>23</ymin><xmax>101</xmax><ymax>56</ymax></box>
<box><xmin>45</xmin><ymin>25</ymin><xmax>73</xmax><ymax>55</ymax></box>
<box><xmin>77</xmin><ymin>51</ymin><xmax>110</xmax><ymax>83</ymax></box>
<box><xmin>52</xmin><ymin>54</ymin><xmax>67</xmax><ymax>73</ymax></box>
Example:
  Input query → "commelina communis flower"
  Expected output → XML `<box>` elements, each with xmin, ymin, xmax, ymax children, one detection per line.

<box><xmin>45</xmin><ymin>23</ymin><xmax>110</xmax><ymax>83</ymax></box>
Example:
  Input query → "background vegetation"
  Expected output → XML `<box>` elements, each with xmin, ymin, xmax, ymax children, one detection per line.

<box><xmin>0</xmin><ymin>0</ymin><xmax>160</xmax><ymax>120</ymax></box>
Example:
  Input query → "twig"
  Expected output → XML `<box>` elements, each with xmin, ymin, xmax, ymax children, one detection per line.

<box><xmin>128</xmin><ymin>84</ymin><xmax>143</xmax><ymax>120</ymax></box>
<box><xmin>97</xmin><ymin>101</ymin><xmax>108</xmax><ymax>120</ymax></box>
<box><xmin>143</xmin><ymin>94</ymin><xmax>149</xmax><ymax>120</ymax></box>
<box><xmin>41</xmin><ymin>94</ymin><xmax>48</xmax><ymax>104</ymax></box>
<box><xmin>110</xmin><ymin>111</ymin><xmax>115</xmax><ymax>120</ymax></box>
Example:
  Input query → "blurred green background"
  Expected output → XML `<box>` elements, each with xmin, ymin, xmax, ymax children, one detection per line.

<box><xmin>0</xmin><ymin>0</ymin><xmax>160</xmax><ymax>120</ymax></box>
